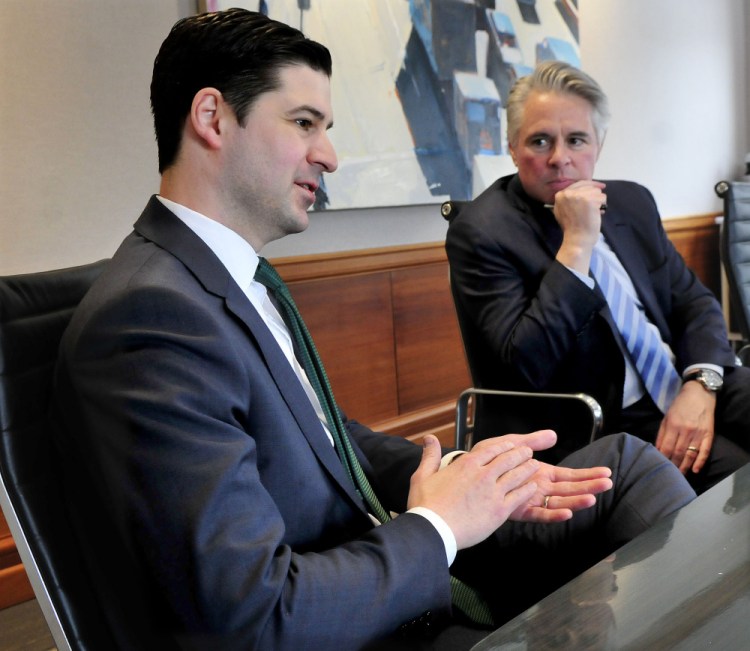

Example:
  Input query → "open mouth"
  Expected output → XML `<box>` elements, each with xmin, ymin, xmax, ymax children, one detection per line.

<box><xmin>297</xmin><ymin>181</ymin><xmax>318</xmax><ymax>194</ymax></box>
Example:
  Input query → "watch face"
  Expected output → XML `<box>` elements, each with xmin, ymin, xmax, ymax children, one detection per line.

<box><xmin>699</xmin><ymin>370</ymin><xmax>723</xmax><ymax>391</ymax></box>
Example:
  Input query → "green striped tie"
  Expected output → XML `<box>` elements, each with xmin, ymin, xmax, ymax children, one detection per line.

<box><xmin>254</xmin><ymin>257</ymin><xmax>494</xmax><ymax>628</ymax></box>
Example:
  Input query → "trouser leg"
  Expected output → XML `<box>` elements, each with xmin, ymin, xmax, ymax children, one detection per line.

<box><xmin>452</xmin><ymin>433</ymin><xmax>695</xmax><ymax>625</ymax></box>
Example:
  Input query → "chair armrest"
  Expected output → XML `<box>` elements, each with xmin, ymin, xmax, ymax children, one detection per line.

<box><xmin>454</xmin><ymin>388</ymin><xmax>603</xmax><ymax>462</ymax></box>
<box><xmin>738</xmin><ymin>344</ymin><xmax>750</xmax><ymax>367</ymax></box>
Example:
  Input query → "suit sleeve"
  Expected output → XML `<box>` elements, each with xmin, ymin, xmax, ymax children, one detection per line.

<box><xmin>55</xmin><ymin>278</ymin><xmax>451</xmax><ymax>650</ymax></box>
<box><xmin>631</xmin><ymin>186</ymin><xmax>735</xmax><ymax>370</ymax></box>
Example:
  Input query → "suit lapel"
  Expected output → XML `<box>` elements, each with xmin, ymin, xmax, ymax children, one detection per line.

<box><xmin>133</xmin><ymin>198</ymin><xmax>368</xmax><ymax>513</ymax></box>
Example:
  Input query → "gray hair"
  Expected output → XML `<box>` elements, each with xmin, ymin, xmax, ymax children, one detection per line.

<box><xmin>506</xmin><ymin>61</ymin><xmax>610</xmax><ymax>148</ymax></box>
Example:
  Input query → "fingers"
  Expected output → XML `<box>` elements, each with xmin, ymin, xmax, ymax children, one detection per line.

<box><xmin>550</xmin><ymin>465</ymin><xmax>612</xmax><ymax>482</ymax></box>
<box><xmin>540</xmin><ymin>495</ymin><xmax>599</xmax><ymax>522</ymax></box>
<box><xmin>540</xmin><ymin>493</ymin><xmax>598</xmax><ymax>521</ymax></box>
<box><xmin>463</xmin><ymin>437</ymin><xmax>524</xmax><ymax>466</ymax></box>
<box><xmin>461</xmin><ymin>442</ymin><xmax>538</xmax><ymax>488</ymax></box>
<box><xmin>555</xmin><ymin>181</ymin><xmax>608</xmax><ymax>216</ymax></box>
<box><xmin>679</xmin><ymin>441</ymin><xmax>709</xmax><ymax>475</ymax></box>
<box><xmin>520</xmin><ymin>467</ymin><xmax>613</xmax><ymax>524</ymax></box>
<box><xmin>508</xmin><ymin>429</ymin><xmax>558</xmax><ymax>452</ymax></box>
<box><xmin>657</xmin><ymin>420</ymin><xmax>710</xmax><ymax>475</ymax></box>
<box><xmin>547</xmin><ymin>476</ymin><xmax>613</xmax><ymax>498</ymax></box>
<box><xmin>690</xmin><ymin>445</ymin><xmax>709</xmax><ymax>474</ymax></box>
<box><xmin>512</xmin><ymin>491</ymin><xmax>599</xmax><ymax>524</ymax></box>
<box><xmin>656</xmin><ymin>420</ymin><xmax>683</xmax><ymax>468</ymax></box>
<box><xmin>472</xmin><ymin>430</ymin><xmax>557</xmax><ymax>454</ymax></box>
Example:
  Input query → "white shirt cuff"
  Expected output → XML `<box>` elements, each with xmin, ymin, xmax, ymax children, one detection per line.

<box><xmin>440</xmin><ymin>450</ymin><xmax>465</xmax><ymax>467</ymax></box>
<box><xmin>566</xmin><ymin>265</ymin><xmax>596</xmax><ymax>289</ymax></box>
<box><xmin>682</xmin><ymin>363</ymin><xmax>724</xmax><ymax>378</ymax></box>
<box><xmin>407</xmin><ymin>507</ymin><xmax>457</xmax><ymax>566</ymax></box>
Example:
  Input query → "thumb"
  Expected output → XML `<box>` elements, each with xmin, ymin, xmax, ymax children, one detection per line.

<box><xmin>415</xmin><ymin>434</ymin><xmax>443</xmax><ymax>478</ymax></box>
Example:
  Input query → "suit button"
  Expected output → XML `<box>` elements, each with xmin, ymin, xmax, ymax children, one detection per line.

<box><xmin>398</xmin><ymin>611</ymin><xmax>436</xmax><ymax>639</ymax></box>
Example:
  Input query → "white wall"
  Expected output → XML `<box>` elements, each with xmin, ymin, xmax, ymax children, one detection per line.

<box><xmin>580</xmin><ymin>0</ymin><xmax>748</xmax><ymax>219</ymax></box>
<box><xmin>1</xmin><ymin>1</ymin><xmax>186</xmax><ymax>275</ymax></box>
<box><xmin>1</xmin><ymin>0</ymin><xmax>747</xmax><ymax>274</ymax></box>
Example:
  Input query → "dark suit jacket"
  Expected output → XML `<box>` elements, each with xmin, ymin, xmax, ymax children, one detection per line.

<box><xmin>446</xmin><ymin>174</ymin><xmax>735</xmax><ymax>433</ymax></box>
<box><xmin>52</xmin><ymin>197</ymin><xmax>451</xmax><ymax>650</ymax></box>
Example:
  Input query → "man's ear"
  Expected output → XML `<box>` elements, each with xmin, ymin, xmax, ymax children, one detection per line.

<box><xmin>189</xmin><ymin>88</ymin><xmax>224</xmax><ymax>150</ymax></box>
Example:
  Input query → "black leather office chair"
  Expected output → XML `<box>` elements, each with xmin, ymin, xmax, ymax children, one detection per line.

<box><xmin>0</xmin><ymin>260</ymin><xmax>113</xmax><ymax>651</ymax></box>
<box><xmin>715</xmin><ymin>180</ymin><xmax>750</xmax><ymax>365</ymax></box>
<box><xmin>442</xmin><ymin>201</ymin><xmax>604</xmax><ymax>462</ymax></box>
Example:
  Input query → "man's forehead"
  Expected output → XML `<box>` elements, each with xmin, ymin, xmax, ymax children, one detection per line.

<box><xmin>271</xmin><ymin>65</ymin><xmax>333</xmax><ymax>116</ymax></box>
<box><xmin>522</xmin><ymin>93</ymin><xmax>594</xmax><ymax>131</ymax></box>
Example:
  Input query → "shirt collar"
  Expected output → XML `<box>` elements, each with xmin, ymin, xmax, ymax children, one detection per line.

<box><xmin>156</xmin><ymin>196</ymin><xmax>260</xmax><ymax>290</ymax></box>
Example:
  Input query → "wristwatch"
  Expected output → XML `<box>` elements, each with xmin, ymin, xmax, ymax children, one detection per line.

<box><xmin>683</xmin><ymin>369</ymin><xmax>723</xmax><ymax>393</ymax></box>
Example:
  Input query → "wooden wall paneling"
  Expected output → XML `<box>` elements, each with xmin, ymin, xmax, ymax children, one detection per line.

<box><xmin>0</xmin><ymin>512</ymin><xmax>34</xmax><ymax>609</ymax></box>
<box><xmin>288</xmin><ymin>272</ymin><xmax>399</xmax><ymax>425</ymax></box>
<box><xmin>663</xmin><ymin>214</ymin><xmax>721</xmax><ymax>298</ymax></box>
<box><xmin>391</xmin><ymin>263</ymin><xmax>471</xmax><ymax>414</ymax></box>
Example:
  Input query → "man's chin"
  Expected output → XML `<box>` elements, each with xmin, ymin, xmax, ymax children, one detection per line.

<box><xmin>287</xmin><ymin>211</ymin><xmax>310</xmax><ymax>235</ymax></box>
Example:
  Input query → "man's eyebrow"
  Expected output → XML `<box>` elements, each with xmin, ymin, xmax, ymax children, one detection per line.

<box><xmin>290</xmin><ymin>104</ymin><xmax>334</xmax><ymax>129</ymax></box>
<box><xmin>526</xmin><ymin>130</ymin><xmax>551</xmax><ymax>140</ymax></box>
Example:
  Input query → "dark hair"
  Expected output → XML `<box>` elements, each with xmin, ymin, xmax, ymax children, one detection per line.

<box><xmin>150</xmin><ymin>8</ymin><xmax>332</xmax><ymax>173</ymax></box>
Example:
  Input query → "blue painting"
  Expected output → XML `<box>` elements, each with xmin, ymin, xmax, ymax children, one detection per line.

<box><xmin>203</xmin><ymin>0</ymin><xmax>579</xmax><ymax>210</ymax></box>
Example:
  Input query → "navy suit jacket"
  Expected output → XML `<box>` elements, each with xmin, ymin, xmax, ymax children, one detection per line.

<box><xmin>53</xmin><ymin>197</ymin><xmax>451</xmax><ymax>650</ymax></box>
<box><xmin>446</xmin><ymin>175</ymin><xmax>735</xmax><ymax>433</ymax></box>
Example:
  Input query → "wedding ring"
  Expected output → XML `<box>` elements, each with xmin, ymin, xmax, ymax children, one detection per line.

<box><xmin>543</xmin><ymin>495</ymin><xmax>550</xmax><ymax>509</ymax></box>
<box><xmin>687</xmin><ymin>446</ymin><xmax>699</xmax><ymax>453</ymax></box>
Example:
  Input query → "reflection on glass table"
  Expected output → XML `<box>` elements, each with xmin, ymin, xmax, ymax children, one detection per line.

<box><xmin>471</xmin><ymin>463</ymin><xmax>750</xmax><ymax>650</ymax></box>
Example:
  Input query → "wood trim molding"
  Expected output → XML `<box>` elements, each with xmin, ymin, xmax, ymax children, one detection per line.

<box><xmin>662</xmin><ymin>212</ymin><xmax>721</xmax><ymax>234</ymax></box>
<box><xmin>273</xmin><ymin>212</ymin><xmax>721</xmax><ymax>281</ymax></box>
<box><xmin>370</xmin><ymin>399</ymin><xmax>457</xmax><ymax>445</ymax></box>
<box><xmin>272</xmin><ymin>242</ymin><xmax>448</xmax><ymax>282</ymax></box>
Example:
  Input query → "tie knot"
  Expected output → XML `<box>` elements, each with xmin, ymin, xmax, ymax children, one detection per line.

<box><xmin>254</xmin><ymin>257</ymin><xmax>284</xmax><ymax>292</ymax></box>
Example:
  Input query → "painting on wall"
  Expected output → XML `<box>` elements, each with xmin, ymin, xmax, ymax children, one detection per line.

<box><xmin>200</xmin><ymin>0</ymin><xmax>579</xmax><ymax>211</ymax></box>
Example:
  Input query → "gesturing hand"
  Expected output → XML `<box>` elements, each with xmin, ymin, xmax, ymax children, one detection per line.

<box><xmin>473</xmin><ymin>432</ymin><xmax>613</xmax><ymax>523</ymax></box>
<box><xmin>507</xmin><ymin>461</ymin><xmax>612</xmax><ymax>523</ymax></box>
<box><xmin>408</xmin><ymin>431</ymin><xmax>612</xmax><ymax>550</ymax></box>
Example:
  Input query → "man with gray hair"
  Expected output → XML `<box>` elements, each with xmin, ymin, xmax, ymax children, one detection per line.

<box><xmin>447</xmin><ymin>61</ymin><xmax>750</xmax><ymax>494</ymax></box>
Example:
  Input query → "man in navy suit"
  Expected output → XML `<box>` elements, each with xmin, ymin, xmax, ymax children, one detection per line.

<box><xmin>447</xmin><ymin>61</ymin><xmax>750</xmax><ymax>494</ymax></box>
<box><xmin>52</xmin><ymin>12</ymin><xmax>695</xmax><ymax>650</ymax></box>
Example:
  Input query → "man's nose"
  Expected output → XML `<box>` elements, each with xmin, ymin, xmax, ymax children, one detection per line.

<box><xmin>311</xmin><ymin>133</ymin><xmax>338</xmax><ymax>173</ymax></box>
<box><xmin>548</xmin><ymin>142</ymin><xmax>570</xmax><ymax>167</ymax></box>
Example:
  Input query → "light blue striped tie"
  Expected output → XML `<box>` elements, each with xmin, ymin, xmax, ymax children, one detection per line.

<box><xmin>589</xmin><ymin>249</ymin><xmax>681</xmax><ymax>413</ymax></box>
